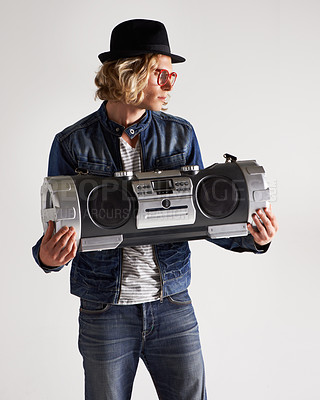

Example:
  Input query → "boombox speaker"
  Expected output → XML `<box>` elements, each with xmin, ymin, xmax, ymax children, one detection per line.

<box><xmin>41</xmin><ymin>154</ymin><xmax>270</xmax><ymax>252</ymax></box>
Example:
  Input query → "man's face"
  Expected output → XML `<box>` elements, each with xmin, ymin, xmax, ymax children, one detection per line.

<box><xmin>139</xmin><ymin>55</ymin><xmax>174</xmax><ymax>112</ymax></box>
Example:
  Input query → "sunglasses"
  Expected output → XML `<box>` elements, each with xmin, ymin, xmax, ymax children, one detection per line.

<box><xmin>156</xmin><ymin>69</ymin><xmax>177</xmax><ymax>87</ymax></box>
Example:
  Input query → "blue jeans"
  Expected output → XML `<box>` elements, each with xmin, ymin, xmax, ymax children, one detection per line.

<box><xmin>78</xmin><ymin>290</ymin><xmax>207</xmax><ymax>400</ymax></box>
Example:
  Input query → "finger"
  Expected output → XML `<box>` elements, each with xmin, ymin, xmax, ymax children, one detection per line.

<box><xmin>70</xmin><ymin>240</ymin><xmax>78</xmax><ymax>258</ymax></box>
<box><xmin>247</xmin><ymin>221</ymin><xmax>262</xmax><ymax>242</ymax></box>
<box><xmin>264</xmin><ymin>204</ymin><xmax>274</xmax><ymax>220</ymax></box>
<box><xmin>45</xmin><ymin>231</ymin><xmax>77</xmax><ymax>266</ymax></box>
<box><xmin>264</xmin><ymin>205</ymin><xmax>279</xmax><ymax>232</ymax></box>
<box><xmin>256</xmin><ymin>209</ymin><xmax>274</xmax><ymax>237</ymax></box>
<box><xmin>43</xmin><ymin>226</ymin><xmax>74</xmax><ymax>259</ymax></box>
<box><xmin>62</xmin><ymin>240</ymin><xmax>78</xmax><ymax>265</ymax></box>
<box><xmin>59</xmin><ymin>231</ymin><xmax>77</xmax><ymax>260</ymax></box>
<box><xmin>247</xmin><ymin>223</ymin><xmax>257</xmax><ymax>238</ymax></box>
<box><xmin>51</xmin><ymin>226</ymin><xmax>74</xmax><ymax>246</ymax></box>
<box><xmin>53</xmin><ymin>231</ymin><xmax>76</xmax><ymax>260</ymax></box>
<box><xmin>252</xmin><ymin>214</ymin><xmax>268</xmax><ymax>241</ymax></box>
<box><xmin>42</xmin><ymin>220</ymin><xmax>55</xmax><ymax>244</ymax></box>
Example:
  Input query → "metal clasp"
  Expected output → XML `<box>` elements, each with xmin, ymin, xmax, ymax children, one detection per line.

<box><xmin>75</xmin><ymin>167</ymin><xmax>89</xmax><ymax>175</ymax></box>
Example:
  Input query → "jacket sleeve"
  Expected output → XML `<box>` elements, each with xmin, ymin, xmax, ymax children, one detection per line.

<box><xmin>32</xmin><ymin>135</ymin><xmax>77</xmax><ymax>272</ymax></box>
<box><xmin>207</xmin><ymin>236</ymin><xmax>270</xmax><ymax>254</ymax></box>
<box><xmin>47</xmin><ymin>135</ymin><xmax>77</xmax><ymax>176</ymax></box>
<box><xmin>186</xmin><ymin>125</ymin><xmax>204</xmax><ymax>169</ymax></box>
<box><xmin>187</xmin><ymin>125</ymin><xmax>270</xmax><ymax>255</ymax></box>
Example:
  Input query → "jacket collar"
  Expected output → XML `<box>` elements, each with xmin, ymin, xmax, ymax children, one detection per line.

<box><xmin>98</xmin><ymin>101</ymin><xmax>152</xmax><ymax>139</ymax></box>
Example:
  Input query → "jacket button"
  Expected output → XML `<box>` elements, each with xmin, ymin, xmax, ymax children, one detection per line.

<box><xmin>129</xmin><ymin>129</ymin><xmax>134</xmax><ymax>134</ymax></box>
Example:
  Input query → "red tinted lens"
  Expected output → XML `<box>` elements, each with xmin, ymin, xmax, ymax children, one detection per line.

<box><xmin>158</xmin><ymin>70</ymin><xmax>169</xmax><ymax>86</ymax></box>
<box><xmin>170</xmin><ymin>72</ymin><xmax>177</xmax><ymax>87</ymax></box>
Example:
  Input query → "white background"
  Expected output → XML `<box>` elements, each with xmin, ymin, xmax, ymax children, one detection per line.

<box><xmin>1</xmin><ymin>0</ymin><xmax>319</xmax><ymax>399</ymax></box>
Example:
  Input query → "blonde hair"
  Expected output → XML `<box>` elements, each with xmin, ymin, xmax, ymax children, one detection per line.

<box><xmin>95</xmin><ymin>54</ymin><xmax>162</xmax><ymax>106</ymax></box>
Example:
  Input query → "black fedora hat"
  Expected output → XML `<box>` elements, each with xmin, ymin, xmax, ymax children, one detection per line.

<box><xmin>98</xmin><ymin>19</ymin><xmax>186</xmax><ymax>64</ymax></box>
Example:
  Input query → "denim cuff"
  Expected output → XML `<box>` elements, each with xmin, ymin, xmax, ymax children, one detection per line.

<box><xmin>207</xmin><ymin>233</ymin><xmax>271</xmax><ymax>254</ymax></box>
<box><xmin>254</xmin><ymin>241</ymin><xmax>271</xmax><ymax>253</ymax></box>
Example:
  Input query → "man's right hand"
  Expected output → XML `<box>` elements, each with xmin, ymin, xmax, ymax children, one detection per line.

<box><xmin>39</xmin><ymin>220</ymin><xmax>77</xmax><ymax>267</ymax></box>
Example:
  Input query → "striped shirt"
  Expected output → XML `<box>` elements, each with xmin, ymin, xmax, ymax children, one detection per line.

<box><xmin>117</xmin><ymin>136</ymin><xmax>161</xmax><ymax>304</ymax></box>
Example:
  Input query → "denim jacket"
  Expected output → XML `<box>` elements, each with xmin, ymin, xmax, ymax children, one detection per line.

<box><xmin>32</xmin><ymin>101</ymin><xmax>267</xmax><ymax>303</ymax></box>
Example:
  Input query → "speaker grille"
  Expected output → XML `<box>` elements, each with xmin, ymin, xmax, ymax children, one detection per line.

<box><xmin>197</xmin><ymin>176</ymin><xmax>239</xmax><ymax>218</ymax></box>
<box><xmin>88</xmin><ymin>183</ymin><xmax>132</xmax><ymax>228</ymax></box>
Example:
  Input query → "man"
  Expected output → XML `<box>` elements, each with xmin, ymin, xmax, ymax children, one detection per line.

<box><xmin>33</xmin><ymin>19</ymin><xmax>278</xmax><ymax>400</ymax></box>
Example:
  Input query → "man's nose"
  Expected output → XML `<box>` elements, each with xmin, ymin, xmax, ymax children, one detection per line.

<box><xmin>162</xmin><ymin>80</ymin><xmax>173</xmax><ymax>91</ymax></box>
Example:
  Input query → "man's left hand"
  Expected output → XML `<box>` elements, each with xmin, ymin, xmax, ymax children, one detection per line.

<box><xmin>247</xmin><ymin>204</ymin><xmax>279</xmax><ymax>247</ymax></box>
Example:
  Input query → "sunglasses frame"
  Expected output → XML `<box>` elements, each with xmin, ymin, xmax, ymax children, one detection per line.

<box><xmin>156</xmin><ymin>69</ymin><xmax>177</xmax><ymax>87</ymax></box>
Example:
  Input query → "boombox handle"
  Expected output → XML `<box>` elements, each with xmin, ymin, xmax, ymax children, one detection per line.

<box><xmin>223</xmin><ymin>153</ymin><xmax>238</xmax><ymax>163</ymax></box>
<box><xmin>205</xmin><ymin>153</ymin><xmax>238</xmax><ymax>170</ymax></box>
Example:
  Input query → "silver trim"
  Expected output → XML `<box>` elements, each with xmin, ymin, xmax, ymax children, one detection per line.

<box><xmin>41</xmin><ymin>176</ymin><xmax>81</xmax><ymax>247</ymax></box>
<box><xmin>180</xmin><ymin>165</ymin><xmax>200</xmax><ymax>172</ymax></box>
<box><xmin>236</xmin><ymin>160</ymin><xmax>270</xmax><ymax>223</ymax></box>
<box><xmin>114</xmin><ymin>171</ymin><xmax>134</xmax><ymax>178</ymax></box>
<box><xmin>208</xmin><ymin>223</ymin><xmax>248</xmax><ymax>239</ymax></box>
<box><xmin>134</xmin><ymin>169</ymin><xmax>182</xmax><ymax>179</ymax></box>
<box><xmin>80</xmin><ymin>235</ymin><xmax>124</xmax><ymax>251</ymax></box>
<box><xmin>132</xmin><ymin>174</ymin><xmax>195</xmax><ymax>229</ymax></box>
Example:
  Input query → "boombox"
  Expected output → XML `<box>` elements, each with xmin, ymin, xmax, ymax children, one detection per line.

<box><xmin>41</xmin><ymin>154</ymin><xmax>270</xmax><ymax>252</ymax></box>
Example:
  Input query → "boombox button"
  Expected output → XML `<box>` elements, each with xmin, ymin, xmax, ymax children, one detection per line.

<box><xmin>162</xmin><ymin>199</ymin><xmax>171</xmax><ymax>209</ymax></box>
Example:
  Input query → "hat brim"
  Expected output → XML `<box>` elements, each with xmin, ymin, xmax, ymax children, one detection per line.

<box><xmin>98</xmin><ymin>50</ymin><xmax>186</xmax><ymax>64</ymax></box>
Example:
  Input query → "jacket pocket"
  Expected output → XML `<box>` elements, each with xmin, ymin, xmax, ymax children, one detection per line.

<box><xmin>76</xmin><ymin>159</ymin><xmax>114</xmax><ymax>176</ymax></box>
<box><xmin>155</xmin><ymin>152</ymin><xmax>186</xmax><ymax>170</ymax></box>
